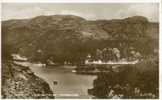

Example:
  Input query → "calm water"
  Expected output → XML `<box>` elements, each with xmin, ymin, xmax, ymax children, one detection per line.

<box><xmin>30</xmin><ymin>65</ymin><xmax>97</xmax><ymax>99</ymax></box>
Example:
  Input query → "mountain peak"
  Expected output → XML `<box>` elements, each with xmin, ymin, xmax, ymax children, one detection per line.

<box><xmin>124</xmin><ymin>16</ymin><xmax>149</xmax><ymax>23</ymax></box>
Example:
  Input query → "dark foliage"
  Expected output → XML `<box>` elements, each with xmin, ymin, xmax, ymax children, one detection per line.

<box><xmin>89</xmin><ymin>58</ymin><xmax>159</xmax><ymax>99</ymax></box>
<box><xmin>2</xmin><ymin>15</ymin><xmax>158</xmax><ymax>64</ymax></box>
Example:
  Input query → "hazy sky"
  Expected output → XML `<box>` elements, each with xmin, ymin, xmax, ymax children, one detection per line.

<box><xmin>2</xmin><ymin>3</ymin><xmax>159</xmax><ymax>22</ymax></box>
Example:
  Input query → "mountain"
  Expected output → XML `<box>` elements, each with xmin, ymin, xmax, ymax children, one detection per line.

<box><xmin>2</xmin><ymin>15</ymin><xmax>159</xmax><ymax>63</ymax></box>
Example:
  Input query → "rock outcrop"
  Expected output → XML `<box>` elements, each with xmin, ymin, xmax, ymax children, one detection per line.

<box><xmin>2</xmin><ymin>60</ymin><xmax>54</xmax><ymax>99</ymax></box>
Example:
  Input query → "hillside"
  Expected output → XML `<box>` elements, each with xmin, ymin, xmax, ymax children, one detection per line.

<box><xmin>2</xmin><ymin>60</ymin><xmax>54</xmax><ymax>99</ymax></box>
<box><xmin>2</xmin><ymin>15</ymin><xmax>159</xmax><ymax>64</ymax></box>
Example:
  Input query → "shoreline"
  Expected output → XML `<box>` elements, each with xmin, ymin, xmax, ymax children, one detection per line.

<box><xmin>2</xmin><ymin>60</ymin><xmax>54</xmax><ymax>99</ymax></box>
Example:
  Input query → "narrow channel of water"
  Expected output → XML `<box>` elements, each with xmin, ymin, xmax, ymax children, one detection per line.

<box><xmin>30</xmin><ymin>65</ymin><xmax>97</xmax><ymax>99</ymax></box>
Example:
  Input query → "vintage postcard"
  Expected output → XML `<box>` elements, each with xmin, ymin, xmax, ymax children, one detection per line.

<box><xmin>1</xmin><ymin>0</ymin><xmax>160</xmax><ymax>99</ymax></box>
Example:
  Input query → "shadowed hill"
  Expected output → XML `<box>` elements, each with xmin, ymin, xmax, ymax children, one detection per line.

<box><xmin>2</xmin><ymin>15</ymin><xmax>159</xmax><ymax>63</ymax></box>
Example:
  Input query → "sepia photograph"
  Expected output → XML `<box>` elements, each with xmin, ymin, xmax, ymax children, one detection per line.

<box><xmin>1</xmin><ymin>1</ymin><xmax>160</xmax><ymax>99</ymax></box>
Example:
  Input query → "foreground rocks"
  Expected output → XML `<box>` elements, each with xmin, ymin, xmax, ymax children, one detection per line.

<box><xmin>2</xmin><ymin>60</ymin><xmax>54</xmax><ymax>99</ymax></box>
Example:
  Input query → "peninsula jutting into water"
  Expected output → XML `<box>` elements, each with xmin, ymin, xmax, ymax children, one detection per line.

<box><xmin>2</xmin><ymin>3</ymin><xmax>159</xmax><ymax>99</ymax></box>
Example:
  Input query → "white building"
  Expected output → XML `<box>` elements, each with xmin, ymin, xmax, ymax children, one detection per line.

<box><xmin>12</xmin><ymin>54</ymin><xmax>27</xmax><ymax>61</ymax></box>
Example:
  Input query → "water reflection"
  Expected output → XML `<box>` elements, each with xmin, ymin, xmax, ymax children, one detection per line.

<box><xmin>30</xmin><ymin>66</ymin><xmax>97</xmax><ymax>99</ymax></box>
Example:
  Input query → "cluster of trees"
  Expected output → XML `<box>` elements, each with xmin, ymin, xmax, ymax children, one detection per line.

<box><xmin>88</xmin><ymin>58</ymin><xmax>159</xmax><ymax>99</ymax></box>
<box><xmin>2</xmin><ymin>43</ymin><xmax>18</xmax><ymax>61</ymax></box>
<box><xmin>2</xmin><ymin>35</ymin><xmax>153</xmax><ymax>66</ymax></box>
<box><xmin>87</xmin><ymin>46</ymin><xmax>142</xmax><ymax>62</ymax></box>
<box><xmin>28</xmin><ymin>37</ymin><xmax>152</xmax><ymax>65</ymax></box>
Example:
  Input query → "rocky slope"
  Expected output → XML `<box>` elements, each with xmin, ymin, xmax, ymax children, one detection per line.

<box><xmin>1</xmin><ymin>60</ymin><xmax>54</xmax><ymax>99</ymax></box>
